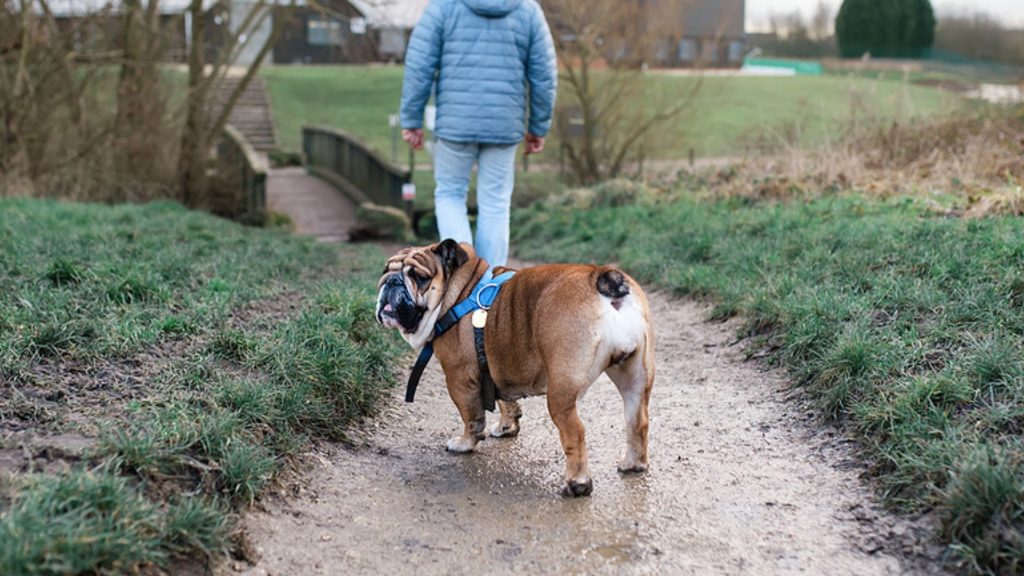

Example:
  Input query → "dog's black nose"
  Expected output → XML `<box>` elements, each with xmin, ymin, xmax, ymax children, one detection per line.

<box><xmin>385</xmin><ymin>273</ymin><xmax>404</xmax><ymax>287</ymax></box>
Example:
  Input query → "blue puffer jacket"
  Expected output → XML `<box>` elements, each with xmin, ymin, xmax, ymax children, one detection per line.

<box><xmin>400</xmin><ymin>0</ymin><xmax>557</xmax><ymax>144</ymax></box>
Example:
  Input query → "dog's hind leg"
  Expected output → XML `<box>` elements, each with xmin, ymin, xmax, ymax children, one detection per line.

<box><xmin>546</xmin><ymin>377</ymin><xmax>594</xmax><ymax>497</ymax></box>
<box><xmin>488</xmin><ymin>399</ymin><xmax>523</xmax><ymax>438</ymax></box>
<box><xmin>444</xmin><ymin>376</ymin><xmax>487</xmax><ymax>453</ymax></box>
<box><xmin>606</xmin><ymin>336</ymin><xmax>655</xmax><ymax>474</ymax></box>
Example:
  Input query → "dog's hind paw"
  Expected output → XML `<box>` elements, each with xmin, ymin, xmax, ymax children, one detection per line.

<box><xmin>560</xmin><ymin>477</ymin><xmax>593</xmax><ymax>498</ymax></box>
<box><xmin>445</xmin><ymin>436</ymin><xmax>477</xmax><ymax>453</ymax></box>
<box><xmin>487</xmin><ymin>421</ymin><xmax>520</xmax><ymax>438</ymax></box>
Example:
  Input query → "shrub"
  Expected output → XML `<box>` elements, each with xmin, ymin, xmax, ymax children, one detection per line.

<box><xmin>836</xmin><ymin>0</ymin><xmax>936</xmax><ymax>58</ymax></box>
<box><xmin>350</xmin><ymin>203</ymin><xmax>414</xmax><ymax>242</ymax></box>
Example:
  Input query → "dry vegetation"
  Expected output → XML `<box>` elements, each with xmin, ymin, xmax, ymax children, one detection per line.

<box><xmin>669</xmin><ymin>104</ymin><xmax>1024</xmax><ymax>216</ymax></box>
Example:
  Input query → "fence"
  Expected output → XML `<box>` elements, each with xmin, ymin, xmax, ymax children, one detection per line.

<box><xmin>212</xmin><ymin>124</ymin><xmax>268</xmax><ymax>220</ymax></box>
<box><xmin>302</xmin><ymin>124</ymin><xmax>412</xmax><ymax>215</ymax></box>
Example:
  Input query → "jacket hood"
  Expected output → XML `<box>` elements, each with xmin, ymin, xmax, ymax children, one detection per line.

<box><xmin>459</xmin><ymin>0</ymin><xmax>523</xmax><ymax>17</ymax></box>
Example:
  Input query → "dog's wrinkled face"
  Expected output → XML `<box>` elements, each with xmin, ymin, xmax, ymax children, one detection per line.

<box><xmin>375</xmin><ymin>239</ymin><xmax>469</xmax><ymax>348</ymax></box>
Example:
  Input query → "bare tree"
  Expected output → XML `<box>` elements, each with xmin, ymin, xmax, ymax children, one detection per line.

<box><xmin>0</xmin><ymin>0</ymin><xmax>115</xmax><ymax>197</ymax></box>
<box><xmin>115</xmin><ymin>0</ymin><xmax>171</xmax><ymax>200</ymax></box>
<box><xmin>543</xmin><ymin>0</ymin><xmax>705</xmax><ymax>184</ymax></box>
<box><xmin>935</xmin><ymin>10</ymin><xmax>1024</xmax><ymax>65</ymax></box>
<box><xmin>755</xmin><ymin>6</ymin><xmax>836</xmax><ymax>59</ymax></box>
<box><xmin>810</xmin><ymin>1</ymin><xmax>832</xmax><ymax>41</ymax></box>
<box><xmin>1</xmin><ymin>0</ymin><xmax>295</xmax><ymax>205</ymax></box>
<box><xmin>177</xmin><ymin>0</ymin><xmax>295</xmax><ymax>207</ymax></box>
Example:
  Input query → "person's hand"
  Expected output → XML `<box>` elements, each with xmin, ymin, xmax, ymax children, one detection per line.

<box><xmin>402</xmin><ymin>129</ymin><xmax>424</xmax><ymax>151</ymax></box>
<box><xmin>524</xmin><ymin>133</ymin><xmax>545</xmax><ymax>155</ymax></box>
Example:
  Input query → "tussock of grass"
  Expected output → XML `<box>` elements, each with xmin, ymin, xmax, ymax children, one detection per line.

<box><xmin>0</xmin><ymin>472</ymin><xmax>227</xmax><ymax>575</ymax></box>
<box><xmin>1</xmin><ymin>199</ymin><xmax>401</xmax><ymax>573</ymax></box>
<box><xmin>513</xmin><ymin>194</ymin><xmax>1024</xmax><ymax>573</ymax></box>
<box><xmin>102</xmin><ymin>286</ymin><xmax>397</xmax><ymax>505</ymax></box>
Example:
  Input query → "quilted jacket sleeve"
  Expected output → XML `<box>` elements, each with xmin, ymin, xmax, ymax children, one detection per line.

<box><xmin>525</xmin><ymin>4</ymin><xmax>557</xmax><ymax>137</ymax></box>
<box><xmin>400</xmin><ymin>0</ymin><xmax>445</xmax><ymax>129</ymax></box>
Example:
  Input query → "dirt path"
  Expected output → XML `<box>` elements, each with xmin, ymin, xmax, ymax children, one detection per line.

<box><xmin>267</xmin><ymin>167</ymin><xmax>356</xmax><ymax>242</ymax></box>
<box><xmin>235</xmin><ymin>287</ymin><xmax>948</xmax><ymax>576</ymax></box>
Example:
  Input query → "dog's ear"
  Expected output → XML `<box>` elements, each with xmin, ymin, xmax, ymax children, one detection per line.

<box><xmin>433</xmin><ymin>239</ymin><xmax>469</xmax><ymax>277</ymax></box>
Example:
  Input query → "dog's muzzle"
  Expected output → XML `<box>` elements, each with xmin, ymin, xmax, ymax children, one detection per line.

<box><xmin>377</xmin><ymin>273</ymin><xmax>425</xmax><ymax>333</ymax></box>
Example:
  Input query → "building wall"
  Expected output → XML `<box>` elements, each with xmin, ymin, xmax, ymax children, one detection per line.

<box><xmin>272</xmin><ymin>0</ymin><xmax>378</xmax><ymax>64</ymax></box>
<box><xmin>647</xmin><ymin>0</ymin><xmax>746</xmax><ymax>68</ymax></box>
<box><xmin>681</xmin><ymin>0</ymin><xmax>744</xmax><ymax>38</ymax></box>
<box><xmin>231</xmin><ymin>1</ymin><xmax>275</xmax><ymax>66</ymax></box>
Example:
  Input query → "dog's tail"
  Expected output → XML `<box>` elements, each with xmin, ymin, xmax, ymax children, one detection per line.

<box><xmin>595</xmin><ymin>267</ymin><xmax>630</xmax><ymax>303</ymax></box>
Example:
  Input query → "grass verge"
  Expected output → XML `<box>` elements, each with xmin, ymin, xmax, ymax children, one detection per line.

<box><xmin>0</xmin><ymin>199</ymin><xmax>401</xmax><ymax>574</ymax></box>
<box><xmin>513</xmin><ymin>193</ymin><xmax>1024</xmax><ymax>574</ymax></box>
<box><xmin>261</xmin><ymin>65</ymin><xmax>956</xmax><ymax>159</ymax></box>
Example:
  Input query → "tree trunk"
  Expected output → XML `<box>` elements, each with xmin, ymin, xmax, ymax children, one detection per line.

<box><xmin>178</xmin><ymin>0</ymin><xmax>208</xmax><ymax>207</ymax></box>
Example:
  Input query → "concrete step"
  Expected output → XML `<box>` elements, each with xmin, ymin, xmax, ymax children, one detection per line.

<box><xmin>211</xmin><ymin>77</ymin><xmax>277</xmax><ymax>150</ymax></box>
<box><xmin>228</xmin><ymin>114</ymin><xmax>273</xmax><ymax>122</ymax></box>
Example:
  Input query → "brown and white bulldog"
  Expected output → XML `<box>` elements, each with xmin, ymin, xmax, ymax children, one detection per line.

<box><xmin>375</xmin><ymin>239</ymin><xmax>655</xmax><ymax>497</ymax></box>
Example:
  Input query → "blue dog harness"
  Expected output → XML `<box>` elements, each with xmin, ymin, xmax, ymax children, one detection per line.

<box><xmin>406</xmin><ymin>269</ymin><xmax>516</xmax><ymax>412</ymax></box>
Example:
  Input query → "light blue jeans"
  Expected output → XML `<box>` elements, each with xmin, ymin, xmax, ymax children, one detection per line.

<box><xmin>433</xmin><ymin>138</ymin><xmax>517</xmax><ymax>267</ymax></box>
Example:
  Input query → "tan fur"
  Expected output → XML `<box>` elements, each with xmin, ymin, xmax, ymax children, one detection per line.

<box><xmin>377</xmin><ymin>242</ymin><xmax>655</xmax><ymax>496</ymax></box>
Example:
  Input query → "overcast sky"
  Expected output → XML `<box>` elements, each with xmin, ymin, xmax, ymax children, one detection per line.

<box><xmin>747</xmin><ymin>0</ymin><xmax>1024</xmax><ymax>31</ymax></box>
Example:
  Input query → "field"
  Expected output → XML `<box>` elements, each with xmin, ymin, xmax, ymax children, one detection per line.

<box><xmin>262</xmin><ymin>65</ymin><xmax>959</xmax><ymax>159</ymax></box>
<box><xmin>511</xmin><ymin>189</ymin><xmax>1024</xmax><ymax>573</ymax></box>
<box><xmin>0</xmin><ymin>199</ymin><xmax>401</xmax><ymax>573</ymax></box>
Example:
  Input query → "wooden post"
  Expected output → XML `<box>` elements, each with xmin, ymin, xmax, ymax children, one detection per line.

<box><xmin>390</xmin><ymin>113</ymin><xmax>399</xmax><ymax>163</ymax></box>
<box><xmin>406</xmin><ymin>146</ymin><xmax>416</xmax><ymax>232</ymax></box>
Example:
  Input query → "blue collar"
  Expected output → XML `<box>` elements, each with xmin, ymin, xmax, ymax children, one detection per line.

<box><xmin>405</xmin><ymin>268</ymin><xmax>516</xmax><ymax>404</ymax></box>
<box><xmin>431</xmin><ymin>268</ymin><xmax>516</xmax><ymax>338</ymax></box>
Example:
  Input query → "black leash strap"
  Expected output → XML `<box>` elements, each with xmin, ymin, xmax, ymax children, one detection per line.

<box><xmin>475</xmin><ymin>326</ymin><xmax>497</xmax><ymax>413</ymax></box>
<box><xmin>404</xmin><ymin>269</ymin><xmax>514</xmax><ymax>408</ymax></box>
<box><xmin>406</xmin><ymin>343</ymin><xmax>434</xmax><ymax>403</ymax></box>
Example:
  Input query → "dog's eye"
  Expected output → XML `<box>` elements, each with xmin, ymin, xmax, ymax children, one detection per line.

<box><xmin>408</xmin><ymin>271</ymin><xmax>431</xmax><ymax>288</ymax></box>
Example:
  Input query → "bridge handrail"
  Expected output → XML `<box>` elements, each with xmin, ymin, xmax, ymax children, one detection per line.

<box><xmin>216</xmin><ymin>124</ymin><xmax>268</xmax><ymax>218</ymax></box>
<box><xmin>302</xmin><ymin>123</ymin><xmax>411</xmax><ymax>211</ymax></box>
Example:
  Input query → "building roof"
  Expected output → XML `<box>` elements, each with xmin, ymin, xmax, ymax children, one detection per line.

<box><xmin>47</xmin><ymin>0</ymin><xmax>218</xmax><ymax>17</ymax></box>
<box><xmin>350</xmin><ymin>0</ymin><xmax>428</xmax><ymax>29</ymax></box>
<box><xmin>48</xmin><ymin>0</ymin><xmax>429</xmax><ymax>28</ymax></box>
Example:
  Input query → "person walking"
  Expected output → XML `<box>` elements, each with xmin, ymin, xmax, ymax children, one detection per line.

<box><xmin>400</xmin><ymin>0</ymin><xmax>557</xmax><ymax>268</ymax></box>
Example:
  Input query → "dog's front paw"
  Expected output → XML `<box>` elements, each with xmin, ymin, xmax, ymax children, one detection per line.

<box><xmin>560</xmin><ymin>476</ymin><xmax>593</xmax><ymax>498</ymax></box>
<box><xmin>445</xmin><ymin>435</ymin><xmax>478</xmax><ymax>453</ymax></box>
<box><xmin>487</xmin><ymin>420</ymin><xmax>520</xmax><ymax>438</ymax></box>
<box><xmin>617</xmin><ymin>461</ymin><xmax>648</xmax><ymax>474</ymax></box>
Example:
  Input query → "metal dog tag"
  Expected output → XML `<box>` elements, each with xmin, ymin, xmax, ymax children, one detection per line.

<box><xmin>471</xmin><ymin>309</ymin><xmax>488</xmax><ymax>329</ymax></box>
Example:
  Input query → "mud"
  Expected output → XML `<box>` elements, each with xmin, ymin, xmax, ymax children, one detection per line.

<box><xmin>236</xmin><ymin>293</ymin><xmax>949</xmax><ymax>576</ymax></box>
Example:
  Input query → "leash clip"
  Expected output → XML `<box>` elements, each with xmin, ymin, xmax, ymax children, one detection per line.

<box><xmin>474</xmin><ymin>283</ymin><xmax>501</xmax><ymax>311</ymax></box>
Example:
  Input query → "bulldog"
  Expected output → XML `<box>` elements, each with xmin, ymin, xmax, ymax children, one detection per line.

<box><xmin>375</xmin><ymin>239</ymin><xmax>655</xmax><ymax>497</ymax></box>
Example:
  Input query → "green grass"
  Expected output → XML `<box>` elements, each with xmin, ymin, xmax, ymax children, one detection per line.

<box><xmin>661</xmin><ymin>74</ymin><xmax>957</xmax><ymax>155</ymax></box>
<box><xmin>262</xmin><ymin>65</ymin><xmax>958</xmax><ymax>158</ymax></box>
<box><xmin>512</xmin><ymin>193</ymin><xmax>1024</xmax><ymax>574</ymax></box>
<box><xmin>0</xmin><ymin>199</ymin><xmax>401</xmax><ymax>573</ymax></box>
<box><xmin>263</xmin><ymin>65</ymin><xmax>407</xmax><ymax>158</ymax></box>
<box><xmin>0</xmin><ymin>199</ymin><xmax>334</xmax><ymax>373</ymax></box>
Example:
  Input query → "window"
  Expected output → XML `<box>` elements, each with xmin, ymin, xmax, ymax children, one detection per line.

<box><xmin>701</xmin><ymin>39</ymin><xmax>719</xmax><ymax>64</ymax></box>
<box><xmin>677</xmin><ymin>38</ymin><xmax>696</xmax><ymax>62</ymax></box>
<box><xmin>655</xmin><ymin>41</ymin><xmax>670</xmax><ymax>63</ymax></box>
<box><xmin>728</xmin><ymin>40</ymin><xmax>745</xmax><ymax>62</ymax></box>
<box><xmin>307</xmin><ymin>16</ymin><xmax>344</xmax><ymax>46</ymax></box>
